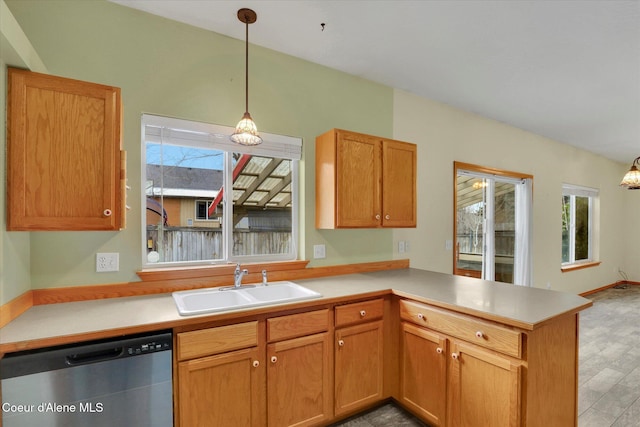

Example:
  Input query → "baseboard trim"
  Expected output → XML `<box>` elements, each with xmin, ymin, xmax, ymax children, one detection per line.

<box><xmin>580</xmin><ymin>280</ymin><xmax>640</xmax><ymax>297</ymax></box>
<box><xmin>1</xmin><ymin>259</ymin><xmax>410</xmax><ymax>325</ymax></box>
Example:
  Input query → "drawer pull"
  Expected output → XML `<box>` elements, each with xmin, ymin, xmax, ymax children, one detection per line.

<box><xmin>417</xmin><ymin>313</ymin><xmax>425</xmax><ymax>321</ymax></box>
<box><xmin>436</xmin><ymin>347</ymin><xmax>443</xmax><ymax>354</ymax></box>
<box><xmin>475</xmin><ymin>331</ymin><xmax>484</xmax><ymax>339</ymax></box>
<box><xmin>338</xmin><ymin>339</ymin><xmax>345</xmax><ymax>347</ymax></box>
<box><xmin>270</xmin><ymin>356</ymin><xmax>278</xmax><ymax>364</ymax></box>
<box><xmin>451</xmin><ymin>353</ymin><xmax>459</xmax><ymax>360</ymax></box>
<box><xmin>252</xmin><ymin>360</ymin><xmax>260</xmax><ymax>368</ymax></box>
<box><xmin>360</xmin><ymin>310</ymin><xmax>366</xmax><ymax>317</ymax></box>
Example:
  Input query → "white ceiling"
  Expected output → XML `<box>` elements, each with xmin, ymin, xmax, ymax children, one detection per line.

<box><xmin>111</xmin><ymin>0</ymin><xmax>640</xmax><ymax>164</ymax></box>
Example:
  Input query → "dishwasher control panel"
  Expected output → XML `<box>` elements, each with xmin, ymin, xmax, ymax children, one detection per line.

<box><xmin>126</xmin><ymin>337</ymin><xmax>171</xmax><ymax>356</ymax></box>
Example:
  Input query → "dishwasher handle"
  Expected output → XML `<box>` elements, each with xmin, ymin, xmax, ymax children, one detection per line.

<box><xmin>66</xmin><ymin>346</ymin><xmax>124</xmax><ymax>366</ymax></box>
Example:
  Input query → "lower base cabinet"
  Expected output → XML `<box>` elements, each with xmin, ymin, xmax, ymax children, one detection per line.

<box><xmin>335</xmin><ymin>320</ymin><xmax>384</xmax><ymax>416</ymax></box>
<box><xmin>447</xmin><ymin>341</ymin><xmax>521</xmax><ymax>427</ymax></box>
<box><xmin>174</xmin><ymin>295</ymin><xmax>581</xmax><ymax>427</ymax></box>
<box><xmin>400</xmin><ymin>322</ymin><xmax>447</xmax><ymax>426</ymax></box>
<box><xmin>178</xmin><ymin>346</ymin><xmax>264</xmax><ymax>427</ymax></box>
<box><xmin>267</xmin><ymin>332</ymin><xmax>332</xmax><ymax>427</ymax></box>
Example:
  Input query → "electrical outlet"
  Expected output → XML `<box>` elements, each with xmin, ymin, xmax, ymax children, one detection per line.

<box><xmin>313</xmin><ymin>244</ymin><xmax>326</xmax><ymax>259</ymax></box>
<box><xmin>96</xmin><ymin>253</ymin><xmax>119</xmax><ymax>272</ymax></box>
<box><xmin>398</xmin><ymin>241</ymin><xmax>406</xmax><ymax>253</ymax></box>
<box><xmin>445</xmin><ymin>240</ymin><xmax>453</xmax><ymax>250</ymax></box>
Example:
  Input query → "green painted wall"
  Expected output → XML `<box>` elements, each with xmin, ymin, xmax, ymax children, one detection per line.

<box><xmin>2</xmin><ymin>0</ymin><xmax>394</xmax><ymax>297</ymax></box>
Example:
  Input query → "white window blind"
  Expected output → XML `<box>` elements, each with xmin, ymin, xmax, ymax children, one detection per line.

<box><xmin>143</xmin><ymin>114</ymin><xmax>302</xmax><ymax>160</ymax></box>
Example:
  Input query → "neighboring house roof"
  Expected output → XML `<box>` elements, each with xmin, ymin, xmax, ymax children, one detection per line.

<box><xmin>146</xmin><ymin>164</ymin><xmax>223</xmax><ymax>198</ymax></box>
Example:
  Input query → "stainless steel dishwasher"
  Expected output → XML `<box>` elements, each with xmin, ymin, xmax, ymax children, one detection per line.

<box><xmin>1</xmin><ymin>331</ymin><xmax>173</xmax><ymax>427</ymax></box>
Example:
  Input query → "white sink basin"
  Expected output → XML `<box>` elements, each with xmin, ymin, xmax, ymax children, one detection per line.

<box><xmin>173</xmin><ymin>281</ymin><xmax>322</xmax><ymax>316</ymax></box>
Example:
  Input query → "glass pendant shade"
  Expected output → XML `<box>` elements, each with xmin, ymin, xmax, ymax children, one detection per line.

<box><xmin>231</xmin><ymin>111</ymin><xmax>262</xmax><ymax>146</ymax></box>
<box><xmin>620</xmin><ymin>157</ymin><xmax>640</xmax><ymax>189</ymax></box>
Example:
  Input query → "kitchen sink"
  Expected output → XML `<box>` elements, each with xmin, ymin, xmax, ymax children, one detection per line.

<box><xmin>173</xmin><ymin>281</ymin><xmax>322</xmax><ymax>316</ymax></box>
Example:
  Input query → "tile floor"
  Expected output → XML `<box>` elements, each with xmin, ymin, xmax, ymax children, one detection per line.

<box><xmin>332</xmin><ymin>285</ymin><xmax>640</xmax><ymax>427</ymax></box>
<box><xmin>578</xmin><ymin>284</ymin><xmax>640</xmax><ymax>426</ymax></box>
<box><xmin>329</xmin><ymin>403</ymin><xmax>426</xmax><ymax>427</ymax></box>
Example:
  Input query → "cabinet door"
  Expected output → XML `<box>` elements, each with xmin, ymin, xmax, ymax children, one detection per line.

<box><xmin>178</xmin><ymin>347</ymin><xmax>264</xmax><ymax>427</ymax></box>
<box><xmin>335</xmin><ymin>320</ymin><xmax>384</xmax><ymax>416</ymax></box>
<box><xmin>400</xmin><ymin>322</ymin><xmax>447</xmax><ymax>426</ymax></box>
<box><xmin>448</xmin><ymin>341</ymin><xmax>521</xmax><ymax>427</ymax></box>
<box><xmin>382</xmin><ymin>140</ymin><xmax>416</xmax><ymax>227</ymax></box>
<box><xmin>267</xmin><ymin>332</ymin><xmax>332</xmax><ymax>427</ymax></box>
<box><xmin>335</xmin><ymin>130</ymin><xmax>381</xmax><ymax>227</ymax></box>
<box><xmin>7</xmin><ymin>68</ymin><xmax>123</xmax><ymax>231</ymax></box>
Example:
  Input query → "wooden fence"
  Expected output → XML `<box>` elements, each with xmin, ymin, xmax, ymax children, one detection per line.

<box><xmin>147</xmin><ymin>227</ymin><xmax>291</xmax><ymax>262</ymax></box>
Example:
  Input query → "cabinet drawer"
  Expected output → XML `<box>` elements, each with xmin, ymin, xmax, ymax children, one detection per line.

<box><xmin>267</xmin><ymin>309</ymin><xmax>329</xmax><ymax>342</ymax></box>
<box><xmin>399</xmin><ymin>300</ymin><xmax>522</xmax><ymax>358</ymax></box>
<box><xmin>335</xmin><ymin>298</ymin><xmax>384</xmax><ymax>327</ymax></box>
<box><xmin>177</xmin><ymin>321</ymin><xmax>258</xmax><ymax>361</ymax></box>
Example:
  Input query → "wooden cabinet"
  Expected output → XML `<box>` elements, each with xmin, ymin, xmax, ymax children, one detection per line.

<box><xmin>267</xmin><ymin>333</ymin><xmax>332</xmax><ymax>427</ymax></box>
<box><xmin>315</xmin><ymin>129</ymin><xmax>416</xmax><ymax>229</ymax></box>
<box><xmin>266</xmin><ymin>309</ymin><xmax>332</xmax><ymax>427</ymax></box>
<box><xmin>447</xmin><ymin>341</ymin><xmax>521</xmax><ymax>427</ymax></box>
<box><xmin>178</xmin><ymin>346</ymin><xmax>264</xmax><ymax>427</ymax></box>
<box><xmin>174</xmin><ymin>293</ymin><xmax>582</xmax><ymax>427</ymax></box>
<box><xmin>176</xmin><ymin>321</ymin><xmax>264</xmax><ymax>427</ymax></box>
<box><xmin>334</xmin><ymin>299</ymin><xmax>384</xmax><ymax>416</ymax></box>
<box><xmin>7</xmin><ymin>67</ymin><xmax>124</xmax><ymax>231</ymax></box>
<box><xmin>400</xmin><ymin>322</ymin><xmax>447</xmax><ymax>426</ymax></box>
<box><xmin>399</xmin><ymin>300</ymin><xmax>523</xmax><ymax>427</ymax></box>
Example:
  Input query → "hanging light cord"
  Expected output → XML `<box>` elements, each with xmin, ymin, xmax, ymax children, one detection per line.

<box><xmin>243</xmin><ymin>12</ymin><xmax>249</xmax><ymax>115</ymax></box>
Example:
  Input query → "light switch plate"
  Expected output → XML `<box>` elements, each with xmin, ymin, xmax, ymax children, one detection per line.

<box><xmin>96</xmin><ymin>253</ymin><xmax>119</xmax><ymax>272</ymax></box>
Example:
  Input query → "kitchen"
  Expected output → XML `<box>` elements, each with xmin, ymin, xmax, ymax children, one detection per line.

<box><xmin>1</xmin><ymin>1</ymin><xmax>639</xmax><ymax>426</ymax></box>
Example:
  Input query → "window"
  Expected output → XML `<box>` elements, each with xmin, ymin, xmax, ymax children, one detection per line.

<box><xmin>195</xmin><ymin>200</ymin><xmax>215</xmax><ymax>221</ymax></box>
<box><xmin>562</xmin><ymin>184</ymin><xmax>598</xmax><ymax>267</ymax></box>
<box><xmin>142</xmin><ymin>114</ymin><xmax>302</xmax><ymax>266</ymax></box>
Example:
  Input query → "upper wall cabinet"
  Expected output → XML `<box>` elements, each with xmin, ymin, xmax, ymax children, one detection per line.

<box><xmin>315</xmin><ymin>129</ymin><xmax>416</xmax><ymax>229</ymax></box>
<box><xmin>7</xmin><ymin>68</ymin><xmax>124</xmax><ymax>231</ymax></box>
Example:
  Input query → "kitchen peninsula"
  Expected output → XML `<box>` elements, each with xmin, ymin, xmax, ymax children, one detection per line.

<box><xmin>0</xmin><ymin>267</ymin><xmax>592</xmax><ymax>426</ymax></box>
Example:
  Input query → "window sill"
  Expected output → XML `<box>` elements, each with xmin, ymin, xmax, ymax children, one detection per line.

<box><xmin>561</xmin><ymin>261</ymin><xmax>601</xmax><ymax>273</ymax></box>
<box><xmin>137</xmin><ymin>260</ymin><xmax>309</xmax><ymax>282</ymax></box>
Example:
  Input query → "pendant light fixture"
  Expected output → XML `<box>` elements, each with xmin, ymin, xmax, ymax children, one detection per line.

<box><xmin>620</xmin><ymin>156</ymin><xmax>640</xmax><ymax>189</ymax></box>
<box><xmin>230</xmin><ymin>8</ymin><xmax>262</xmax><ymax>146</ymax></box>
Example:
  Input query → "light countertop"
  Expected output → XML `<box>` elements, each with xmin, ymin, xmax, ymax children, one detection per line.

<box><xmin>0</xmin><ymin>268</ymin><xmax>592</xmax><ymax>353</ymax></box>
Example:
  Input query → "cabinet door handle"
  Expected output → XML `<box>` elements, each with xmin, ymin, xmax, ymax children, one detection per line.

<box><xmin>385</xmin><ymin>214</ymin><xmax>390</xmax><ymax>220</ymax></box>
<box><xmin>375</xmin><ymin>214</ymin><xmax>381</xmax><ymax>220</ymax></box>
<box><xmin>475</xmin><ymin>331</ymin><xmax>484</xmax><ymax>339</ymax></box>
<box><xmin>103</xmin><ymin>209</ymin><xmax>112</xmax><ymax>217</ymax></box>
<box><xmin>252</xmin><ymin>360</ymin><xmax>260</xmax><ymax>368</ymax></box>
<box><xmin>270</xmin><ymin>356</ymin><xmax>278</xmax><ymax>364</ymax></box>
<box><xmin>451</xmin><ymin>353</ymin><xmax>459</xmax><ymax>360</ymax></box>
<box><xmin>338</xmin><ymin>339</ymin><xmax>345</xmax><ymax>347</ymax></box>
<box><xmin>436</xmin><ymin>347</ymin><xmax>443</xmax><ymax>354</ymax></box>
<box><xmin>360</xmin><ymin>310</ymin><xmax>366</xmax><ymax>317</ymax></box>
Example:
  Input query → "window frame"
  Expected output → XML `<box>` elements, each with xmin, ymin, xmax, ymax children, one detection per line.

<box><xmin>561</xmin><ymin>183</ymin><xmax>599</xmax><ymax>270</ymax></box>
<box><xmin>141</xmin><ymin>114</ymin><xmax>302</xmax><ymax>268</ymax></box>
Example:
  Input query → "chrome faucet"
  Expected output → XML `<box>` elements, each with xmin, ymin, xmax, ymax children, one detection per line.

<box><xmin>234</xmin><ymin>263</ymin><xmax>249</xmax><ymax>288</ymax></box>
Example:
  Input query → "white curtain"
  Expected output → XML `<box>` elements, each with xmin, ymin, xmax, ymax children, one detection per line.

<box><xmin>513</xmin><ymin>178</ymin><xmax>533</xmax><ymax>286</ymax></box>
